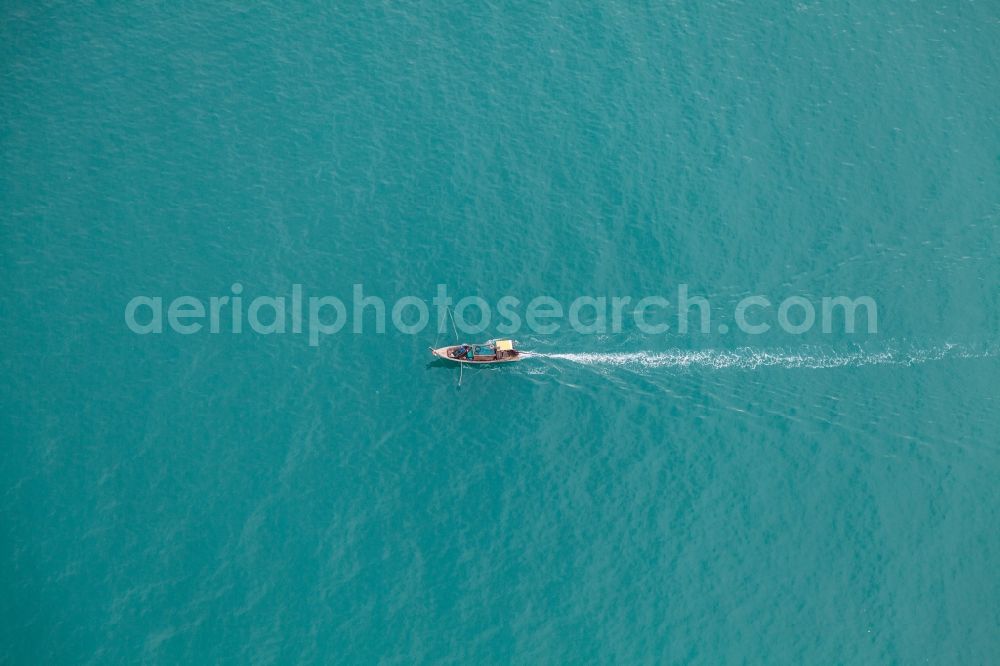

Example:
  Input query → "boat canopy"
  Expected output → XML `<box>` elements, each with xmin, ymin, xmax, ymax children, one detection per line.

<box><xmin>495</xmin><ymin>339</ymin><xmax>514</xmax><ymax>351</ymax></box>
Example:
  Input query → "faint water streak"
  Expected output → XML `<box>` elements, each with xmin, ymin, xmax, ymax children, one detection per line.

<box><xmin>540</xmin><ymin>344</ymin><xmax>996</xmax><ymax>370</ymax></box>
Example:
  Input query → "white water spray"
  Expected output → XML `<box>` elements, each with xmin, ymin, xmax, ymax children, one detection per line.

<box><xmin>531</xmin><ymin>344</ymin><xmax>996</xmax><ymax>371</ymax></box>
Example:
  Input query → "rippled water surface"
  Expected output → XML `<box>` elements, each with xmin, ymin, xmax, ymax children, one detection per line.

<box><xmin>2</xmin><ymin>2</ymin><xmax>999</xmax><ymax>662</ymax></box>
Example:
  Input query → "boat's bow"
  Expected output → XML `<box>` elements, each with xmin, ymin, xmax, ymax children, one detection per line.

<box><xmin>430</xmin><ymin>346</ymin><xmax>455</xmax><ymax>361</ymax></box>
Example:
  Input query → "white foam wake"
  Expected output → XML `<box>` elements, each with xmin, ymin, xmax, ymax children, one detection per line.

<box><xmin>538</xmin><ymin>344</ymin><xmax>995</xmax><ymax>371</ymax></box>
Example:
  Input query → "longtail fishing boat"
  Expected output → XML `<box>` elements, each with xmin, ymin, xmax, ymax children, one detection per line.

<box><xmin>429</xmin><ymin>339</ymin><xmax>522</xmax><ymax>364</ymax></box>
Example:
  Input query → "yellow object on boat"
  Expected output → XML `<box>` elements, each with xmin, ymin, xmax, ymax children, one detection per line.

<box><xmin>495</xmin><ymin>339</ymin><xmax>514</xmax><ymax>351</ymax></box>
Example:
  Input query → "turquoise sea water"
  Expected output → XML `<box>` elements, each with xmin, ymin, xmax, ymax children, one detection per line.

<box><xmin>3</xmin><ymin>2</ymin><xmax>999</xmax><ymax>662</ymax></box>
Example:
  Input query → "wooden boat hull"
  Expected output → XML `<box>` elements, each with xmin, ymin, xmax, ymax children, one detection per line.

<box><xmin>430</xmin><ymin>345</ymin><xmax>522</xmax><ymax>364</ymax></box>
